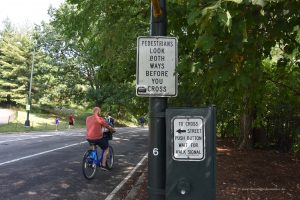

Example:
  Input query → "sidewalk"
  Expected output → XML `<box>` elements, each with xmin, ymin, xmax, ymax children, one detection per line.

<box><xmin>0</xmin><ymin>109</ymin><xmax>13</xmax><ymax>124</ymax></box>
<box><xmin>121</xmin><ymin>139</ymin><xmax>300</xmax><ymax>200</ymax></box>
<box><xmin>111</xmin><ymin>157</ymin><xmax>148</xmax><ymax>200</ymax></box>
<box><xmin>124</xmin><ymin>165</ymin><xmax>148</xmax><ymax>200</ymax></box>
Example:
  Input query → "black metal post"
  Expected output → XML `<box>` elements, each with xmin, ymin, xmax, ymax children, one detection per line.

<box><xmin>25</xmin><ymin>46</ymin><xmax>35</xmax><ymax>128</ymax></box>
<box><xmin>148</xmin><ymin>1</ymin><xmax>167</xmax><ymax>200</ymax></box>
<box><xmin>25</xmin><ymin>111</ymin><xmax>30</xmax><ymax>127</ymax></box>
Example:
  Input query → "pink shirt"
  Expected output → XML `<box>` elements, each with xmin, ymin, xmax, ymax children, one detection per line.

<box><xmin>86</xmin><ymin>114</ymin><xmax>110</xmax><ymax>140</ymax></box>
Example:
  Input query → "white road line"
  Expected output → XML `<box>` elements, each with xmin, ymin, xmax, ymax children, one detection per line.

<box><xmin>112</xmin><ymin>137</ymin><xmax>129</xmax><ymax>141</ymax></box>
<box><xmin>105</xmin><ymin>153</ymin><xmax>148</xmax><ymax>200</ymax></box>
<box><xmin>0</xmin><ymin>141</ymin><xmax>87</xmax><ymax>167</ymax></box>
<box><xmin>0</xmin><ymin>135</ymin><xmax>55</xmax><ymax>144</ymax></box>
<box><xmin>118</xmin><ymin>130</ymin><xmax>148</xmax><ymax>135</ymax></box>
<box><xmin>0</xmin><ymin>129</ymin><xmax>145</xmax><ymax>144</ymax></box>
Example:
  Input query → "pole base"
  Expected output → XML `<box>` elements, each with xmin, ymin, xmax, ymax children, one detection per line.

<box><xmin>24</xmin><ymin>120</ymin><xmax>30</xmax><ymax>127</ymax></box>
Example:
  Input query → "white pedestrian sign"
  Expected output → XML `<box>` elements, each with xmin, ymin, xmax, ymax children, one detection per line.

<box><xmin>136</xmin><ymin>36</ymin><xmax>178</xmax><ymax>97</ymax></box>
<box><xmin>172</xmin><ymin>117</ymin><xmax>205</xmax><ymax>161</ymax></box>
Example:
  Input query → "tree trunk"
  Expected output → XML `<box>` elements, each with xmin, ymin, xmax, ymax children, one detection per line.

<box><xmin>238</xmin><ymin>98</ymin><xmax>255</xmax><ymax>150</ymax></box>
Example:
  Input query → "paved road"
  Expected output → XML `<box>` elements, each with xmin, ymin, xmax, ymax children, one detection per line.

<box><xmin>0</xmin><ymin>127</ymin><xmax>148</xmax><ymax>200</ymax></box>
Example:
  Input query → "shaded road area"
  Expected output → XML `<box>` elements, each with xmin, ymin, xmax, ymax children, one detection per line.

<box><xmin>0</xmin><ymin>127</ymin><xmax>148</xmax><ymax>200</ymax></box>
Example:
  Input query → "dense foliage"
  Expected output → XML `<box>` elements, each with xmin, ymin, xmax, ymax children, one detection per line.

<box><xmin>48</xmin><ymin>0</ymin><xmax>150</xmax><ymax>118</ymax></box>
<box><xmin>0</xmin><ymin>0</ymin><xmax>299</xmax><ymax>151</ymax></box>
<box><xmin>166</xmin><ymin>0</ymin><xmax>300</xmax><ymax>150</ymax></box>
<box><xmin>0</xmin><ymin>26</ymin><xmax>32</xmax><ymax>105</ymax></box>
<box><xmin>0</xmin><ymin>21</ymin><xmax>86</xmax><ymax>108</ymax></box>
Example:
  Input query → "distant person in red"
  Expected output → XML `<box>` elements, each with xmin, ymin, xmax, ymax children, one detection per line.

<box><xmin>68</xmin><ymin>114</ymin><xmax>75</xmax><ymax>129</ymax></box>
<box><xmin>86</xmin><ymin>107</ymin><xmax>115</xmax><ymax>170</ymax></box>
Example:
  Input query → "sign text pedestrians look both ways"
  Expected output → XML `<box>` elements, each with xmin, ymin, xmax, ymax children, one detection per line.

<box><xmin>136</xmin><ymin>36</ymin><xmax>178</xmax><ymax>97</ymax></box>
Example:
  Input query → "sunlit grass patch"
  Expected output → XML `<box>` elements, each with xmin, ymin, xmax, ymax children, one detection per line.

<box><xmin>0</xmin><ymin>110</ymin><xmax>84</xmax><ymax>133</ymax></box>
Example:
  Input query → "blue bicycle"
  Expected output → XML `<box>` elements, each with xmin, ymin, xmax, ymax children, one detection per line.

<box><xmin>82</xmin><ymin>133</ymin><xmax>114</xmax><ymax>180</ymax></box>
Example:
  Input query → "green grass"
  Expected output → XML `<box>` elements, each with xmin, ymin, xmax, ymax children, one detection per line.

<box><xmin>0</xmin><ymin>107</ymin><xmax>138</xmax><ymax>133</ymax></box>
<box><xmin>0</xmin><ymin>122</ymin><xmax>73</xmax><ymax>132</ymax></box>
<box><xmin>0</xmin><ymin>110</ymin><xmax>86</xmax><ymax>133</ymax></box>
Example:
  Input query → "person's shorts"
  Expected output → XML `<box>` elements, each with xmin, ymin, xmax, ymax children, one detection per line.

<box><xmin>69</xmin><ymin>122</ymin><xmax>74</xmax><ymax>125</ymax></box>
<box><xmin>87</xmin><ymin>138</ymin><xmax>108</xmax><ymax>150</ymax></box>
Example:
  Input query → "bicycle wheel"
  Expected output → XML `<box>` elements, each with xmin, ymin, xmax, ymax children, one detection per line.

<box><xmin>106</xmin><ymin>146</ymin><xmax>114</xmax><ymax>170</ymax></box>
<box><xmin>82</xmin><ymin>150</ymin><xmax>97</xmax><ymax>180</ymax></box>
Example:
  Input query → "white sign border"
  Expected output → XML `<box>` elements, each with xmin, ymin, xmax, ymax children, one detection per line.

<box><xmin>171</xmin><ymin>116</ymin><xmax>206</xmax><ymax>162</ymax></box>
<box><xmin>136</xmin><ymin>36</ymin><xmax>178</xmax><ymax>97</ymax></box>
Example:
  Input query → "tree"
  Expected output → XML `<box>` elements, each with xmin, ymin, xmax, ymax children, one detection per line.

<box><xmin>48</xmin><ymin>0</ymin><xmax>300</xmax><ymax>149</ymax></box>
<box><xmin>0</xmin><ymin>21</ymin><xmax>88</xmax><ymax>108</ymax></box>
<box><xmin>33</xmin><ymin>22</ymin><xmax>87</xmax><ymax>106</ymax></box>
<box><xmin>50</xmin><ymin>0</ymin><xmax>150</xmax><ymax>116</ymax></box>
<box><xmin>168</xmin><ymin>0</ymin><xmax>300</xmax><ymax>149</ymax></box>
<box><xmin>0</xmin><ymin>25</ymin><xmax>33</xmax><ymax>105</ymax></box>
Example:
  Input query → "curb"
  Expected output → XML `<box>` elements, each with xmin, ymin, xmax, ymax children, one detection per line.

<box><xmin>105</xmin><ymin>154</ymin><xmax>148</xmax><ymax>200</ymax></box>
<box><xmin>124</xmin><ymin>170</ymin><xmax>147</xmax><ymax>200</ymax></box>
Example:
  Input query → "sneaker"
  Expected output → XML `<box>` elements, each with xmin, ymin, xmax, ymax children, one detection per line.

<box><xmin>100</xmin><ymin>166</ymin><xmax>108</xmax><ymax>171</ymax></box>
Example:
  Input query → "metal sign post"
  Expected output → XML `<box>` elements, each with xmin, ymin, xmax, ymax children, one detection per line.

<box><xmin>148</xmin><ymin>1</ymin><xmax>167</xmax><ymax>200</ymax></box>
<box><xmin>136</xmin><ymin>2</ymin><xmax>216</xmax><ymax>200</ymax></box>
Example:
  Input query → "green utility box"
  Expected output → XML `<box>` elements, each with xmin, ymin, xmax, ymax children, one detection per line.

<box><xmin>165</xmin><ymin>107</ymin><xmax>216</xmax><ymax>200</ymax></box>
